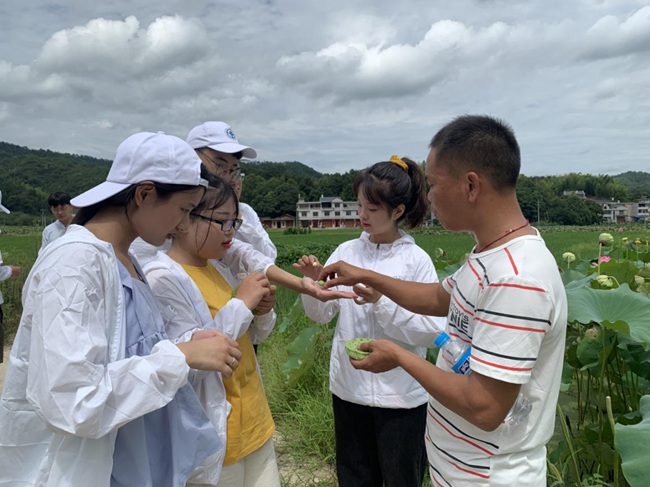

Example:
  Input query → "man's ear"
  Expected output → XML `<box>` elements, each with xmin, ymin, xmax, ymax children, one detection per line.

<box><xmin>466</xmin><ymin>172</ymin><xmax>481</xmax><ymax>203</ymax></box>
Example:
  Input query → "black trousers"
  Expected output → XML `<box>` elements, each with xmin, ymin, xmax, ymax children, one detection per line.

<box><xmin>332</xmin><ymin>394</ymin><xmax>427</xmax><ymax>487</ymax></box>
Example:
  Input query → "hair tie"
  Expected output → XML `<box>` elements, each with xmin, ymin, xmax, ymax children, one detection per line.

<box><xmin>389</xmin><ymin>155</ymin><xmax>408</xmax><ymax>171</ymax></box>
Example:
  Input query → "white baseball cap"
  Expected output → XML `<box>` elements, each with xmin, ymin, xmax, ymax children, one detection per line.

<box><xmin>0</xmin><ymin>191</ymin><xmax>10</xmax><ymax>214</ymax></box>
<box><xmin>186</xmin><ymin>121</ymin><xmax>257</xmax><ymax>159</ymax></box>
<box><xmin>71</xmin><ymin>132</ymin><xmax>207</xmax><ymax>208</ymax></box>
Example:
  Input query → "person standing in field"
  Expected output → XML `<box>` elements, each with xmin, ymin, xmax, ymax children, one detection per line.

<box><xmin>39</xmin><ymin>191</ymin><xmax>74</xmax><ymax>252</ymax></box>
<box><xmin>0</xmin><ymin>132</ymin><xmax>242</xmax><ymax>487</ymax></box>
<box><xmin>0</xmin><ymin>191</ymin><xmax>22</xmax><ymax>364</ymax></box>
<box><xmin>144</xmin><ymin>174</ymin><xmax>281</xmax><ymax>486</ymax></box>
<box><xmin>320</xmin><ymin>115</ymin><xmax>568</xmax><ymax>487</ymax></box>
<box><xmin>186</xmin><ymin>121</ymin><xmax>277</xmax><ymax>261</ymax></box>
<box><xmin>293</xmin><ymin>156</ymin><xmax>446</xmax><ymax>487</ymax></box>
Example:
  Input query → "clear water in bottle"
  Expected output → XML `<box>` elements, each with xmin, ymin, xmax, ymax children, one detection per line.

<box><xmin>434</xmin><ymin>332</ymin><xmax>532</xmax><ymax>425</ymax></box>
<box><xmin>504</xmin><ymin>394</ymin><xmax>532</xmax><ymax>426</ymax></box>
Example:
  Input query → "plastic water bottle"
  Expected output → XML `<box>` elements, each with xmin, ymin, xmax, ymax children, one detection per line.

<box><xmin>434</xmin><ymin>331</ymin><xmax>471</xmax><ymax>375</ymax></box>
<box><xmin>434</xmin><ymin>331</ymin><xmax>531</xmax><ymax>425</ymax></box>
<box><xmin>503</xmin><ymin>394</ymin><xmax>532</xmax><ymax>426</ymax></box>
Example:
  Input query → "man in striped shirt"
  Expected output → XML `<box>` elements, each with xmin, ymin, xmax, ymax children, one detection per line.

<box><xmin>321</xmin><ymin>115</ymin><xmax>567</xmax><ymax>486</ymax></box>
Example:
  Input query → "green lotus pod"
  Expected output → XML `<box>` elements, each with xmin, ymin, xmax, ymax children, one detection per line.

<box><xmin>562</xmin><ymin>252</ymin><xmax>576</xmax><ymax>263</ymax></box>
<box><xmin>597</xmin><ymin>274</ymin><xmax>614</xmax><ymax>288</ymax></box>
<box><xmin>598</xmin><ymin>233</ymin><xmax>614</xmax><ymax>246</ymax></box>
<box><xmin>345</xmin><ymin>338</ymin><xmax>372</xmax><ymax>359</ymax></box>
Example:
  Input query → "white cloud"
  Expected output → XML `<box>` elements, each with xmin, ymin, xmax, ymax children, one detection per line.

<box><xmin>0</xmin><ymin>1</ymin><xmax>648</xmax><ymax>177</ymax></box>
<box><xmin>581</xmin><ymin>6</ymin><xmax>650</xmax><ymax>59</ymax></box>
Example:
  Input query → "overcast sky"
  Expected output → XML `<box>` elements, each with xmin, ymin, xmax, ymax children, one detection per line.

<box><xmin>1</xmin><ymin>0</ymin><xmax>649</xmax><ymax>176</ymax></box>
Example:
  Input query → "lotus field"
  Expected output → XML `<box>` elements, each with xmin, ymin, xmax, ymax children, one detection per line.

<box><xmin>2</xmin><ymin>225</ymin><xmax>650</xmax><ymax>486</ymax></box>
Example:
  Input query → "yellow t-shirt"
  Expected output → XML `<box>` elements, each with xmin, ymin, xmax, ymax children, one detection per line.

<box><xmin>182</xmin><ymin>263</ymin><xmax>275</xmax><ymax>465</ymax></box>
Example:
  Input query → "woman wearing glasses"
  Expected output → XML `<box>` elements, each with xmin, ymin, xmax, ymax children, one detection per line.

<box><xmin>186</xmin><ymin>121</ymin><xmax>277</xmax><ymax>261</ymax></box>
<box><xmin>143</xmin><ymin>174</ymin><xmax>281</xmax><ymax>487</ymax></box>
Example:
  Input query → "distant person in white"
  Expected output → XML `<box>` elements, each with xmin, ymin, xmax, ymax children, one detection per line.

<box><xmin>186</xmin><ymin>121</ymin><xmax>277</xmax><ymax>261</ymax></box>
<box><xmin>0</xmin><ymin>190</ymin><xmax>22</xmax><ymax>364</ymax></box>
<box><xmin>40</xmin><ymin>191</ymin><xmax>74</xmax><ymax>252</ymax></box>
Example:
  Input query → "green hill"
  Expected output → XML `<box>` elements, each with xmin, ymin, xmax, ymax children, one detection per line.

<box><xmin>614</xmin><ymin>171</ymin><xmax>650</xmax><ymax>199</ymax></box>
<box><xmin>0</xmin><ymin>141</ymin><xmax>340</xmax><ymax>221</ymax></box>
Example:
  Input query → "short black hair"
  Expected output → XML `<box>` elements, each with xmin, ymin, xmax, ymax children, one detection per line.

<box><xmin>430</xmin><ymin>115</ymin><xmax>520</xmax><ymax>191</ymax></box>
<box><xmin>48</xmin><ymin>192</ymin><xmax>72</xmax><ymax>207</ymax></box>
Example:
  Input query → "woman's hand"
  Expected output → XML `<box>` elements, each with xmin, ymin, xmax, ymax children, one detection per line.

<box><xmin>236</xmin><ymin>272</ymin><xmax>271</xmax><ymax>311</ymax></box>
<box><xmin>352</xmin><ymin>283</ymin><xmax>382</xmax><ymax>305</ymax></box>
<box><xmin>178</xmin><ymin>330</ymin><xmax>242</xmax><ymax>378</ymax></box>
<box><xmin>292</xmin><ymin>254</ymin><xmax>322</xmax><ymax>280</ymax></box>
<box><xmin>254</xmin><ymin>284</ymin><xmax>277</xmax><ymax>315</ymax></box>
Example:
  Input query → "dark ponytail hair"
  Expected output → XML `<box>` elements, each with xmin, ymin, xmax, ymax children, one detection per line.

<box><xmin>191</xmin><ymin>173</ymin><xmax>239</xmax><ymax>217</ymax></box>
<box><xmin>353</xmin><ymin>157</ymin><xmax>428</xmax><ymax>229</ymax></box>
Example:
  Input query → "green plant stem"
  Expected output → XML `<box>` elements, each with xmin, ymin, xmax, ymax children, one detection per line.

<box><xmin>557</xmin><ymin>403</ymin><xmax>583</xmax><ymax>487</ymax></box>
<box><xmin>596</xmin><ymin>327</ymin><xmax>609</xmax><ymax>470</ymax></box>
<box><xmin>606</xmin><ymin>396</ymin><xmax>619</xmax><ymax>487</ymax></box>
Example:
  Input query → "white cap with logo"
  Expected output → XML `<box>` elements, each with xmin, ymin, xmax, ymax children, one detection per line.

<box><xmin>186</xmin><ymin>121</ymin><xmax>257</xmax><ymax>159</ymax></box>
<box><xmin>71</xmin><ymin>132</ymin><xmax>207</xmax><ymax>208</ymax></box>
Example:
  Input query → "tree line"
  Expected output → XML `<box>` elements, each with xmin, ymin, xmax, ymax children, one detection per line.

<box><xmin>1</xmin><ymin>141</ymin><xmax>647</xmax><ymax>226</ymax></box>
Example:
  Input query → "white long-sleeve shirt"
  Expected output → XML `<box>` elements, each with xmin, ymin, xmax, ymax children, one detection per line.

<box><xmin>0</xmin><ymin>225</ymin><xmax>190</xmax><ymax>487</ymax></box>
<box><xmin>302</xmin><ymin>230</ymin><xmax>446</xmax><ymax>409</ymax></box>
<box><xmin>237</xmin><ymin>203</ymin><xmax>277</xmax><ymax>261</ymax></box>
<box><xmin>143</xmin><ymin>252</ymin><xmax>276</xmax><ymax>484</ymax></box>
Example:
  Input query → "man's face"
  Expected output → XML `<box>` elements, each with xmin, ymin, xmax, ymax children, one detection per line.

<box><xmin>202</xmin><ymin>149</ymin><xmax>242</xmax><ymax>198</ymax></box>
<box><xmin>50</xmin><ymin>204</ymin><xmax>74</xmax><ymax>224</ymax></box>
<box><xmin>425</xmin><ymin>149</ymin><xmax>465</xmax><ymax>231</ymax></box>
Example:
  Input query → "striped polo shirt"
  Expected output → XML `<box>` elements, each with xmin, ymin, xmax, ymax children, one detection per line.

<box><xmin>427</xmin><ymin>230</ymin><xmax>567</xmax><ymax>486</ymax></box>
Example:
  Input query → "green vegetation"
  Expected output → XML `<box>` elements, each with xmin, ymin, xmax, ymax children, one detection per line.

<box><xmin>4</xmin><ymin>225</ymin><xmax>650</xmax><ymax>486</ymax></box>
<box><xmin>2</xmin><ymin>140</ymin><xmax>649</xmax><ymax>225</ymax></box>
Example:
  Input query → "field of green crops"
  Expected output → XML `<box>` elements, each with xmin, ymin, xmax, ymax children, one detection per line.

<box><xmin>3</xmin><ymin>223</ymin><xmax>650</xmax><ymax>486</ymax></box>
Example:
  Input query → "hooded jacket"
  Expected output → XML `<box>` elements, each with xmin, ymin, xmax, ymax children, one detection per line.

<box><xmin>0</xmin><ymin>225</ymin><xmax>190</xmax><ymax>487</ymax></box>
<box><xmin>143</xmin><ymin>252</ymin><xmax>276</xmax><ymax>484</ymax></box>
<box><xmin>302</xmin><ymin>230</ymin><xmax>446</xmax><ymax>409</ymax></box>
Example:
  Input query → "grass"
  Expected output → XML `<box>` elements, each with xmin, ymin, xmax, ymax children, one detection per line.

<box><xmin>3</xmin><ymin>223</ymin><xmax>650</xmax><ymax>485</ymax></box>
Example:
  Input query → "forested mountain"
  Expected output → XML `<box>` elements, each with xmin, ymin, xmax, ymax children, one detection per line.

<box><xmin>0</xmin><ymin>140</ymin><xmax>646</xmax><ymax>225</ymax></box>
<box><xmin>614</xmin><ymin>171</ymin><xmax>650</xmax><ymax>200</ymax></box>
<box><xmin>0</xmin><ymin>140</ymin><xmax>360</xmax><ymax>224</ymax></box>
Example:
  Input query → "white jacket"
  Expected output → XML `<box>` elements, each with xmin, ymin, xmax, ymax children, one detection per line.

<box><xmin>143</xmin><ymin>252</ymin><xmax>277</xmax><ymax>484</ymax></box>
<box><xmin>0</xmin><ymin>225</ymin><xmax>190</xmax><ymax>487</ymax></box>
<box><xmin>0</xmin><ymin>263</ymin><xmax>12</xmax><ymax>306</ymax></box>
<box><xmin>237</xmin><ymin>202</ymin><xmax>277</xmax><ymax>260</ymax></box>
<box><xmin>302</xmin><ymin>230</ymin><xmax>446</xmax><ymax>409</ymax></box>
<box><xmin>130</xmin><ymin>236</ymin><xmax>274</xmax><ymax>278</ymax></box>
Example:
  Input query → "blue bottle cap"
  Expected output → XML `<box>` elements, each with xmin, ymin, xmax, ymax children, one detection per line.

<box><xmin>434</xmin><ymin>332</ymin><xmax>450</xmax><ymax>348</ymax></box>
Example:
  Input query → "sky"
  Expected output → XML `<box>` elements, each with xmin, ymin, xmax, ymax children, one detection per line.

<box><xmin>0</xmin><ymin>0</ymin><xmax>649</xmax><ymax>176</ymax></box>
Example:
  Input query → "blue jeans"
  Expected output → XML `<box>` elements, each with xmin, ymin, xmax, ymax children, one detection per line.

<box><xmin>332</xmin><ymin>394</ymin><xmax>427</xmax><ymax>487</ymax></box>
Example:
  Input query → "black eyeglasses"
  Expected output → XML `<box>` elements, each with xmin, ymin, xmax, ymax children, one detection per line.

<box><xmin>200</xmin><ymin>151</ymin><xmax>242</xmax><ymax>181</ymax></box>
<box><xmin>194</xmin><ymin>214</ymin><xmax>243</xmax><ymax>232</ymax></box>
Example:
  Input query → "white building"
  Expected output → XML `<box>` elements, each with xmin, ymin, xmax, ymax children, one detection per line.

<box><xmin>296</xmin><ymin>195</ymin><xmax>359</xmax><ymax>228</ymax></box>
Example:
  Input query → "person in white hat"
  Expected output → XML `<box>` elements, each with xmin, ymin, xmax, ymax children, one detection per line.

<box><xmin>186</xmin><ymin>121</ymin><xmax>277</xmax><ymax>261</ymax></box>
<box><xmin>0</xmin><ymin>132</ymin><xmax>243</xmax><ymax>487</ymax></box>
<box><xmin>0</xmin><ymin>191</ymin><xmax>22</xmax><ymax>364</ymax></box>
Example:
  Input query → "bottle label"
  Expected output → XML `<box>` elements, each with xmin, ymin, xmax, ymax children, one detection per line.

<box><xmin>452</xmin><ymin>347</ymin><xmax>472</xmax><ymax>375</ymax></box>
